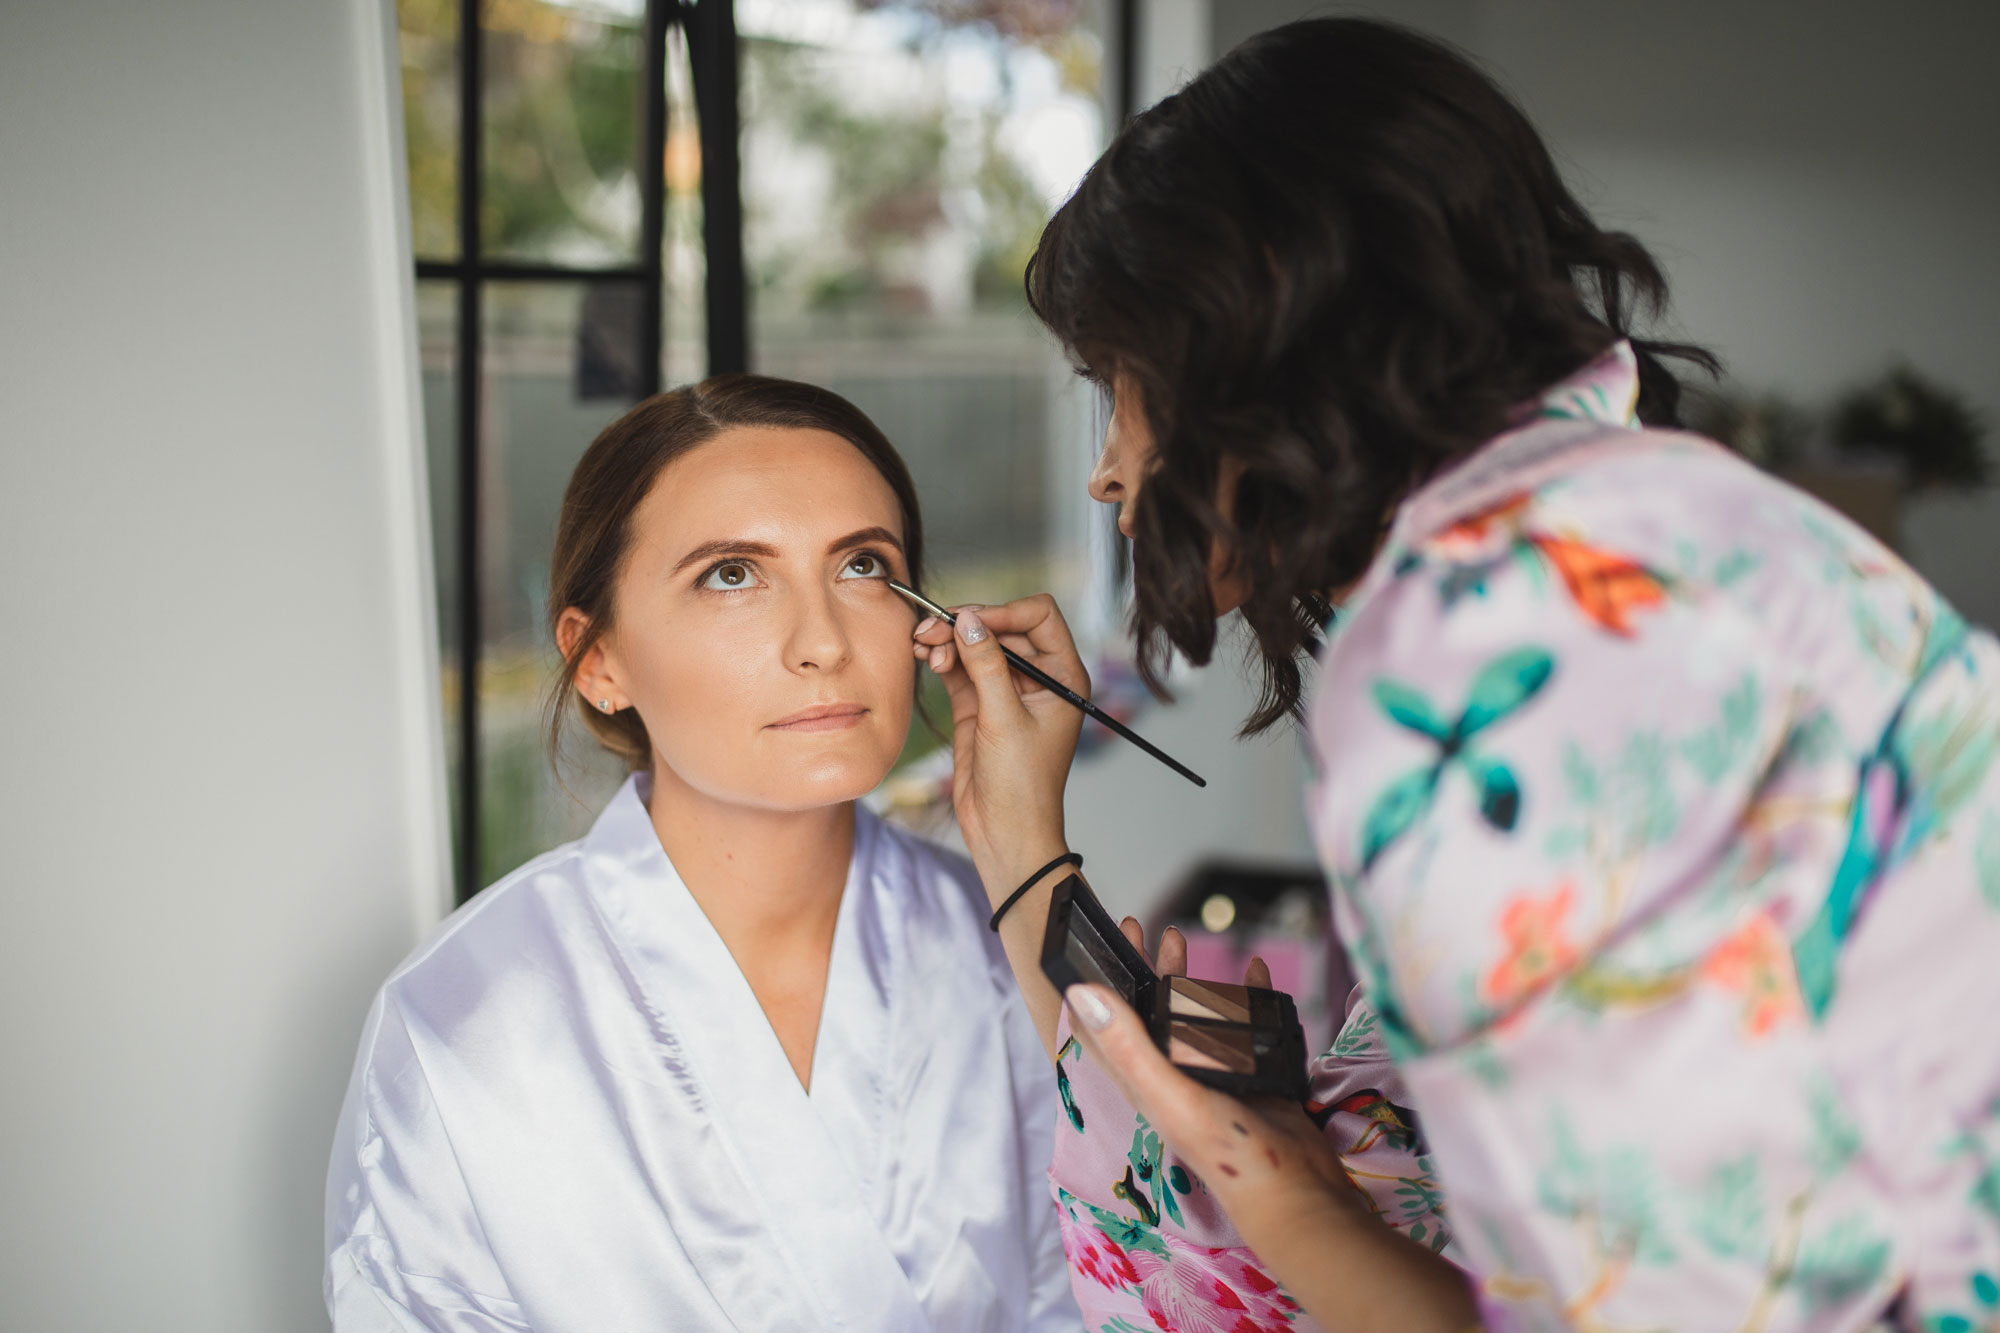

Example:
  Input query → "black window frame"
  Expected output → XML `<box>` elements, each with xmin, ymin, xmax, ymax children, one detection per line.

<box><xmin>416</xmin><ymin>0</ymin><xmax>746</xmax><ymax>904</ymax></box>
<box><xmin>417</xmin><ymin>0</ymin><xmax>1137</xmax><ymax>904</ymax></box>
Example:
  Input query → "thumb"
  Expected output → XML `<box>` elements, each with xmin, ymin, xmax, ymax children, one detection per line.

<box><xmin>954</xmin><ymin>608</ymin><xmax>1028</xmax><ymax>728</ymax></box>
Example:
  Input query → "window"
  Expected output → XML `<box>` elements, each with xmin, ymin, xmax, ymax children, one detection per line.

<box><xmin>397</xmin><ymin>0</ymin><xmax>1128</xmax><ymax>901</ymax></box>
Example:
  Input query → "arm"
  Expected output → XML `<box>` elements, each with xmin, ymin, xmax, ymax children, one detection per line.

<box><xmin>914</xmin><ymin>596</ymin><xmax>1089</xmax><ymax>1060</ymax></box>
<box><xmin>916</xmin><ymin>596</ymin><xmax>1479</xmax><ymax>1328</ymax></box>
<box><xmin>327</xmin><ymin>997</ymin><xmax>530</xmax><ymax>1333</ymax></box>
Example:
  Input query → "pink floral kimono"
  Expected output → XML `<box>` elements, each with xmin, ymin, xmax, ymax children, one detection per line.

<box><xmin>1051</xmin><ymin>344</ymin><xmax>2000</xmax><ymax>1331</ymax></box>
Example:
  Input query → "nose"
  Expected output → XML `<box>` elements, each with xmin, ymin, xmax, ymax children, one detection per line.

<box><xmin>1087</xmin><ymin>442</ymin><xmax>1123</xmax><ymax>507</ymax></box>
<box><xmin>784</xmin><ymin>585</ymin><xmax>853</xmax><ymax>675</ymax></box>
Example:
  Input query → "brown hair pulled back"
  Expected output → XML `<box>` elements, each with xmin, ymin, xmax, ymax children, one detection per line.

<box><xmin>545</xmin><ymin>374</ymin><xmax>927</xmax><ymax>770</ymax></box>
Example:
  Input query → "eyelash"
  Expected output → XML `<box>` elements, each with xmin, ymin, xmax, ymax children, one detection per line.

<box><xmin>694</xmin><ymin>547</ymin><xmax>894</xmax><ymax>593</ymax></box>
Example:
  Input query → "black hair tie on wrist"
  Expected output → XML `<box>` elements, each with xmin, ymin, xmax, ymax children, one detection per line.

<box><xmin>989</xmin><ymin>852</ymin><xmax>1083</xmax><ymax>933</ymax></box>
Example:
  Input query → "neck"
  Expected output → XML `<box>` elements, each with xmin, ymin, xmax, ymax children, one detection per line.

<box><xmin>643</xmin><ymin>762</ymin><xmax>855</xmax><ymax>961</ymax></box>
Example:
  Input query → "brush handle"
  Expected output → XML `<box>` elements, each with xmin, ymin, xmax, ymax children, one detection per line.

<box><xmin>888</xmin><ymin>580</ymin><xmax>1205</xmax><ymax>788</ymax></box>
<box><xmin>994</xmin><ymin>644</ymin><xmax>1207</xmax><ymax>788</ymax></box>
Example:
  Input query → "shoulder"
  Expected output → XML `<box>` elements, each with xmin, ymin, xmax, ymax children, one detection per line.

<box><xmin>351</xmin><ymin>840</ymin><xmax>594</xmax><ymax>1087</ymax></box>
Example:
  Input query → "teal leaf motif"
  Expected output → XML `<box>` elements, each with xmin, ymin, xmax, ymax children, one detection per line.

<box><xmin>1330</xmin><ymin>1005</ymin><xmax>1380</xmax><ymax>1060</ymax></box>
<box><xmin>1371</xmin><ymin>679</ymin><xmax>1452</xmax><ymax>740</ymax></box>
<box><xmin>1360</xmin><ymin>766</ymin><xmax>1439</xmax><ymax>870</ymax></box>
<box><xmin>1976</xmin><ymin>813</ymin><xmax>2000</xmax><ymax>912</ymax></box>
<box><xmin>1693</xmin><ymin>1154</ymin><xmax>1764</xmax><ymax>1260</ymax></box>
<box><xmin>1682</xmin><ymin>673</ymin><xmax>1761</xmax><ymax>783</ymax></box>
<box><xmin>1460</xmin><ymin>648</ymin><xmax>1557</xmax><ymax>737</ymax></box>
<box><xmin>1467</xmin><ymin>754</ymin><xmax>1523</xmax><ymax>832</ymax></box>
<box><xmin>1360</xmin><ymin>647</ymin><xmax>1555</xmax><ymax>870</ymax></box>
<box><xmin>1794</xmin><ymin>1216</ymin><xmax>1891</xmax><ymax>1308</ymax></box>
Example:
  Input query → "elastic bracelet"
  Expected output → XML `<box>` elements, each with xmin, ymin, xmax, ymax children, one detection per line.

<box><xmin>989</xmin><ymin>852</ymin><xmax>1083</xmax><ymax>933</ymax></box>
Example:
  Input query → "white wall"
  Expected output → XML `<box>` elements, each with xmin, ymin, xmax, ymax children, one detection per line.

<box><xmin>1211</xmin><ymin>0</ymin><xmax>2000</xmax><ymax>626</ymax></box>
<box><xmin>0</xmin><ymin>2</ymin><xmax>445</xmax><ymax>1329</ymax></box>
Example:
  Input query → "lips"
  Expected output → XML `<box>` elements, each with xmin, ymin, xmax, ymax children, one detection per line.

<box><xmin>766</xmin><ymin>702</ymin><xmax>869</xmax><ymax>732</ymax></box>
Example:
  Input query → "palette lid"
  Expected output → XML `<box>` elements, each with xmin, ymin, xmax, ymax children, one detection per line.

<box><xmin>1039</xmin><ymin>874</ymin><xmax>1157</xmax><ymax>1009</ymax></box>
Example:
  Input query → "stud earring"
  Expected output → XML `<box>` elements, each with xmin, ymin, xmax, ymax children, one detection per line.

<box><xmin>597</xmin><ymin>699</ymin><xmax>613</xmax><ymax>713</ymax></box>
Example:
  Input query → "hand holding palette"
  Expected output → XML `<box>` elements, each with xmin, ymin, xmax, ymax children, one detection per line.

<box><xmin>1041</xmin><ymin>875</ymin><xmax>1309</xmax><ymax>1101</ymax></box>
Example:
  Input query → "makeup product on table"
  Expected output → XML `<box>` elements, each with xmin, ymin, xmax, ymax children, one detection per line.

<box><xmin>887</xmin><ymin>580</ymin><xmax>1206</xmax><ymax>788</ymax></box>
<box><xmin>1040</xmin><ymin>874</ymin><xmax>1308</xmax><ymax>1101</ymax></box>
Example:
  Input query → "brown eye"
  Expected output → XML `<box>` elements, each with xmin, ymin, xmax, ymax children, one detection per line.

<box><xmin>700</xmin><ymin>561</ymin><xmax>758</xmax><ymax>591</ymax></box>
<box><xmin>839</xmin><ymin>552</ymin><xmax>886</xmax><ymax>580</ymax></box>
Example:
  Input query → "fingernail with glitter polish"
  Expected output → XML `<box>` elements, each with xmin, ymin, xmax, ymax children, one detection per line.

<box><xmin>956</xmin><ymin>608</ymin><xmax>989</xmax><ymax>645</ymax></box>
<box><xmin>1068</xmin><ymin>986</ymin><xmax>1112</xmax><ymax>1031</ymax></box>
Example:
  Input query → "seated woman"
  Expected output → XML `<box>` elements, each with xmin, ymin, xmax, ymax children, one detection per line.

<box><xmin>324</xmin><ymin>376</ymin><xmax>1077</xmax><ymax>1332</ymax></box>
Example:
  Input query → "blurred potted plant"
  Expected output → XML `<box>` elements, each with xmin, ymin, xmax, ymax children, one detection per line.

<box><xmin>1830</xmin><ymin>364</ymin><xmax>1988</xmax><ymax>491</ymax></box>
<box><xmin>1693</xmin><ymin>366</ymin><xmax>1987</xmax><ymax>551</ymax></box>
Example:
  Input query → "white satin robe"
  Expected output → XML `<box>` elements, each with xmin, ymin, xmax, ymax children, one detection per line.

<box><xmin>325</xmin><ymin>775</ymin><xmax>1078</xmax><ymax>1332</ymax></box>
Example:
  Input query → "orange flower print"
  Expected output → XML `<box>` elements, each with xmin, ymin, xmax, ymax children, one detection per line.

<box><xmin>1530</xmin><ymin>535</ymin><xmax>1668</xmax><ymax>636</ymax></box>
<box><xmin>1699</xmin><ymin>911</ymin><xmax>1804</xmax><ymax>1037</ymax></box>
<box><xmin>1433</xmin><ymin>493</ymin><xmax>1532</xmax><ymax>559</ymax></box>
<box><xmin>1484</xmin><ymin>883</ymin><xmax>1580</xmax><ymax>1009</ymax></box>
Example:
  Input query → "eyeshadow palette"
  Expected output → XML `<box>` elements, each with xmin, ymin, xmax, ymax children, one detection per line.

<box><xmin>1040</xmin><ymin>875</ymin><xmax>1309</xmax><ymax>1101</ymax></box>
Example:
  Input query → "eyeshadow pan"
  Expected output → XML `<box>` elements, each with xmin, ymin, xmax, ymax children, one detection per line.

<box><xmin>1168</xmin><ymin>1022</ymin><xmax>1257</xmax><ymax>1074</ymax></box>
<box><xmin>1167</xmin><ymin>976</ymin><xmax>1253</xmax><ymax>1024</ymax></box>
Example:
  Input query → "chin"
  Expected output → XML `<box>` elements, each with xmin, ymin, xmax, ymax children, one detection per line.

<box><xmin>744</xmin><ymin>750</ymin><xmax>899</xmax><ymax>812</ymax></box>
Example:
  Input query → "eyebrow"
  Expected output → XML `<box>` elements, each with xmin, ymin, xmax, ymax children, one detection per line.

<box><xmin>669</xmin><ymin>526</ymin><xmax>905</xmax><ymax>576</ymax></box>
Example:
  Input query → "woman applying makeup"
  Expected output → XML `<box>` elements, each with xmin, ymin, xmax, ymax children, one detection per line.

<box><xmin>918</xmin><ymin>17</ymin><xmax>2000</xmax><ymax>1331</ymax></box>
<box><xmin>324</xmin><ymin>377</ymin><xmax>1077</xmax><ymax>1331</ymax></box>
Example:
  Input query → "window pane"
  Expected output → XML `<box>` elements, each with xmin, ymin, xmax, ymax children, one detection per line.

<box><xmin>398</xmin><ymin>0</ymin><xmax>460</xmax><ymax>260</ymax></box>
<box><xmin>415</xmin><ymin>280</ymin><xmax>463</xmax><ymax>870</ymax></box>
<box><xmin>477</xmin><ymin>281</ymin><xmax>640</xmax><ymax>884</ymax></box>
<box><xmin>663</xmin><ymin>19</ymin><xmax>705</xmax><ymax>387</ymax></box>
<box><xmin>740</xmin><ymin>1</ymin><xmax>1111</xmax><ymax>780</ymax></box>
<box><xmin>481</xmin><ymin>0</ymin><xmax>646</xmax><ymax>265</ymax></box>
<box><xmin>739</xmin><ymin>1</ymin><xmax>1107</xmax><ymax>608</ymax></box>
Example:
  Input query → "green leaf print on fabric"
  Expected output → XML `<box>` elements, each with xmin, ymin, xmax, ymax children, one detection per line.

<box><xmin>1537</xmin><ymin>1110</ymin><xmax>1677</xmax><ymax>1268</ymax></box>
<box><xmin>1921</xmin><ymin>1270</ymin><xmax>2000</xmax><ymax>1333</ymax></box>
<box><xmin>1977</xmin><ymin>812</ymin><xmax>2000</xmax><ymax>911</ymax></box>
<box><xmin>1329</xmin><ymin>1005</ymin><xmax>1379</xmax><ymax>1060</ymax></box>
<box><xmin>1122</xmin><ymin>1117</ymin><xmax>1186</xmax><ymax>1228</ymax></box>
<box><xmin>1807</xmin><ymin>1076</ymin><xmax>1863</xmax><ymax>1181</ymax></box>
<box><xmin>1360</xmin><ymin>648</ymin><xmax>1555</xmax><ymax>869</ymax></box>
<box><xmin>1792</xmin><ymin>1215</ymin><xmax>1891</xmax><ymax>1308</ymax></box>
<box><xmin>1682</xmin><ymin>673</ymin><xmax>1762</xmax><ymax>783</ymax></box>
<box><xmin>1057</xmin><ymin>1036</ymin><xmax>1086</xmax><ymax>1132</ymax></box>
<box><xmin>1693</xmin><ymin>1154</ymin><xmax>1765</xmax><ymax>1261</ymax></box>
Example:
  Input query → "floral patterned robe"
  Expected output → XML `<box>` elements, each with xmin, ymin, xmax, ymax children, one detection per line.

<box><xmin>1052</xmin><ymin>343</ymin><xmax>2000</xmax><ymax>1331</ymax></box>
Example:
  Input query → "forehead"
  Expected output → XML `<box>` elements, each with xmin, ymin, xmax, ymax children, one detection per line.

<box><xmin>639</xmin><ymin>425</ymin><xmax>903</xmax><ymax>546</ymax></box>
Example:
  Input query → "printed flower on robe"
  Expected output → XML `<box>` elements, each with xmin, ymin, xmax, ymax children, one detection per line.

<box><xmin>1423</xmin><ymin>492</ymin><xmax>1669</xmax><ymax>637</ymax></box>
<box><xmin>1057</xmin><ymin>1200</ymin><xmax>1143</xmax><ymax>1292</ymax></box>
<box><xmin>1699</xmin><ymin>910</ymin><xmax>1804</xmax><ymax>1037</ymax></box>
<box><xmin>1122</xmin><ymin>1238</ymin><xmax>1302</xmax><ymax>1333</ymax></box>
<box><xmin>1484</xmin><ymin>882</ymin><xmax>1580</xmax><ymax>1011</ymax></box>
<box><xmin>1054</xmin><ymin>1188</ymin><xmax>1303</xmax><ymax>1332</ymax></box>
<box><xmin>1360</xmin><ymin>647</ymin><xmax>1556</xmax><ymax>870</ymax></box>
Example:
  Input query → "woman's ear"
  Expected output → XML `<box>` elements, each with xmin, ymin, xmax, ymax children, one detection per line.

<box><xmin>557</xmin><ymin>607</ymin><xmax>624</xmax><ymax>714</ymax></box>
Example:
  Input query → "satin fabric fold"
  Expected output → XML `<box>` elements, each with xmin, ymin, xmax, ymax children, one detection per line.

<box><xmin>327</xmin><ymin>775</ymin><xmax>1079</xmax><ymax>1332</ymax></box>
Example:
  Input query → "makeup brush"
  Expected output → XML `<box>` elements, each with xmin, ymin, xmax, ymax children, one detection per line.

<box><xmin>888</xmin><ymin>580</ymin><xmax>1207</xmax><ymax>788</ymax></box>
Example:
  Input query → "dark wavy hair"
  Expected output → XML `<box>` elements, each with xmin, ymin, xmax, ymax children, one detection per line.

<box><xmin>1025</xmin><ymin>17</ymin><xmax>1717</xmax><ymax>733</ymax></box>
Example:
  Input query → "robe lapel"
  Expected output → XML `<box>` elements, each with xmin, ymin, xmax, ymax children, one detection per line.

<box><xmin>581</xmin><ymin>778</ymin><xmax>934</xmax><ymax>1333</ymax></box>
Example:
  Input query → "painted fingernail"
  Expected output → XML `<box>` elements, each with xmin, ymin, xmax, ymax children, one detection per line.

<box><xmin>929</xmin><ymin>646</ymin><xmax>949</xmax><ymax>672</ymax></box>
<box><xmin>914</xmin><ymin>616</ymin><xmax>938</xmax><ymax>636</ymax></box>
<box><xmin>1067</xmin><ymin>985</ymin><xmax>1113</xmax><ymax>1031</ymax></box>
<box><xmin>956</xmin><ymin>608</ymin><xmax>989</xmax><ymax>645</ymax></box>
